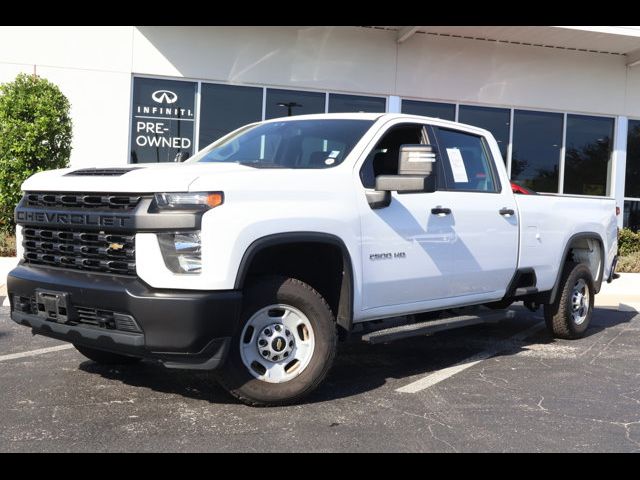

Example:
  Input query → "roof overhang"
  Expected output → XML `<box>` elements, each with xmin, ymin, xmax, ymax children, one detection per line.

<box><xmin>366</xmin><ymin>26</ymin><xmax>640</xmax><ymax>64</ymax></box>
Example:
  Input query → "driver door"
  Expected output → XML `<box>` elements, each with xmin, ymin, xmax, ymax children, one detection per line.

<box><xmin>357</xmin><ymin>121</ymin><xmax>456</xmax><ymax>315</ymax></box>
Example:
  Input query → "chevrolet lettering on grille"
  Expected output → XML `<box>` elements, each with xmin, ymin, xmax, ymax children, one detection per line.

<box><xmin>15</xmin><ymin>210</ymin><xmax>133</xmax><ymax>228</ymax></box>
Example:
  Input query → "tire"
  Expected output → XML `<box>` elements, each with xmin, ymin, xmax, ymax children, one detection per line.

<box><xmin>215</xmin><ymin>275</ymin><xmax>338</xmax><ymax>407</ymax></box>
<box><xmin>74</xmin><ymin>345</ymin><xmax>143</xmax><ymax>365</ymax></box>
<box><xmin>543</xmin><ymin>262</ymin><xmax>595</xmax><ymax>339</ymax></box>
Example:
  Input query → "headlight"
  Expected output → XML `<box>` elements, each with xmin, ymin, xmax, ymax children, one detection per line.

<box><xmin>154</xmin><ymin>192</ymin><xmax>223</xmax><ymax>210</ymax></box>
<box><xmin>157</xmin><ymin>231</ymin><xmax>202</xmax><ymax>274</ymax></box>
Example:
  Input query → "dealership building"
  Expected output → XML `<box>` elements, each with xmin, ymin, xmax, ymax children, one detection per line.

<box><xmin>2</xmin><ymin>26</ymin><xmax>640</xmax><ymax>228</ymax></box>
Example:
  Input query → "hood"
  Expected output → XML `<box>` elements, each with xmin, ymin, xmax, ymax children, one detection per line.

<box><xmin>21</xmin><ymin>162</ymin><xmax>255</xmax><ymax>193</ymax></box>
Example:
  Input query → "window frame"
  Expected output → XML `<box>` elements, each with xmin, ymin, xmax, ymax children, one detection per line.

<box><xmin>434</xmin><ymin>126</ymin><xmax>502</xmax><ymax>194</ymax></box>
<box><xmin>357</xmin><ymin>121</ymin><xmax>447</xmax><ymax>194</ymax></box>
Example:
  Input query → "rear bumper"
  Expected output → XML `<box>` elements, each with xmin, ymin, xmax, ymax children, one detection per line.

<box><xmin>7</xmin><ymin>264</ymin><xmax>242</xmax><ymax>370</ymax></box>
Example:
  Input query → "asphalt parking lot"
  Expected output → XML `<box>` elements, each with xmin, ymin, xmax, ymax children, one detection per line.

<box><xmin>1</xmin><ymin>304</ymin><xmax>639</xmax><ymax>452</ymax></box>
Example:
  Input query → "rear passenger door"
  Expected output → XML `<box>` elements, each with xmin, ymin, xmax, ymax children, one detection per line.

<box><xmin>434</xmin><ymin>126</ymin><xmax>518</xmax><ymax>299</ymax></box>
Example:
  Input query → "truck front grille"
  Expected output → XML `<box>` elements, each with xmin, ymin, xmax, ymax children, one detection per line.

<box><xmin>25</xmin><ymin>192</ymin><xmax>141</xmax><ymax>210</ymax></box>
<box><xmin>22</xmin><ymin>227</ymin><xmax>135</xmax><ymax>276</ymax></box>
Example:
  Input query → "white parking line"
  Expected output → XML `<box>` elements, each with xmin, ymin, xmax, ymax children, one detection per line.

<box><xmin>0</xmin><ymin>344</ymin><xmax>74</xmax><ymax>362</ymax></box>
<box><xmin>395</xmin><ymin>322</ymin><xmax>545</xmax><ymax>393</ymax></box>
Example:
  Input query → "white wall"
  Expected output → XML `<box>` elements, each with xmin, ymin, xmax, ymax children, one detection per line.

<box><xmin>0</xmin><ymin>26</ymin><xmax>134</xmax><ymax>166</ymax></box>
<box><xmin>396</xmin><ymin>33</ymin><xmax>629</xmax><ymax>116</ymax></box>
<box><xmin>132</xmin><ymin>26</ymin><xmax>398</xmax><ymax>95</ymax></box>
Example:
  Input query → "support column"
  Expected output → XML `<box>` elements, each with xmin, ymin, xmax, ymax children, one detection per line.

<box><xmin>611</xmin><ymin>116</ymin><xmax>628</xmax><ymax>228</ymax></box>
<box><xmin>387</xmin><ymin>95</ymin><xmax>401</xmax><ymax>113</ymax></box>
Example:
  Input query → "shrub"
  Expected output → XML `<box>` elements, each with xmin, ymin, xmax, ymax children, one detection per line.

<box><xmin>0</xmin><ymin>73</ymin><xmax>72</xmax><ymax>234</ymax></box>
<box><xmin>616</xmin><ymin>251</ymin><xmax>640</xmax><ymax>273</ymax></box>
<box><xmin>0</xmin><ymin>232</ymin><xmax>16</xmax><ymax>257</ymax></box>
<box><xmin>618</xmin><ymin>227</ymin><xmax>640</xmax><ymax>257</ymax></box>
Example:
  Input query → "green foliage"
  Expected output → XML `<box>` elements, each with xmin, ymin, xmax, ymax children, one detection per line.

<box><xmin>0</xmin><ymin>73</ymin><xmax>72</xmax><ymax>233</ymax></box>
<box><xmin>618</xmin><ymin>227</ymin><xmax>640</xmax><ymax>257</ymax></box>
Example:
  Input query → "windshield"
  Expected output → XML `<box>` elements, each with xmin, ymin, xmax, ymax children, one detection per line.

<box><xmin>190</xmin><ymin>119</ymin><xmax>374</xmax><ymax>168</ymax></box>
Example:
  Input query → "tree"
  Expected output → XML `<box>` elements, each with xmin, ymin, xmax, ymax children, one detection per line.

<box><xmin>0</xmin><ymin>73</ymin><xmax>72</xmax><ymax>233</ymax></box>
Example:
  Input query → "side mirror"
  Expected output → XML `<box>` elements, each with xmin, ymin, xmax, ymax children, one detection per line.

<box><xmin>375</xmin><ymin>144</ymin><xmax>437</xmax><ymax>194</ymax></box>
<box><xmin>375</xmin><ymin>174</ymin><xmax>435</xmax><ymax>193</ymax></box>
<box><xmin>174</xmin><ymin>151</ymin><xmax>190</xmax><ymax>162</ymax></box>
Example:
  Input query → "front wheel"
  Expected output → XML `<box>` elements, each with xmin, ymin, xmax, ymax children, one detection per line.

<box><xmin>215</xmin><ymin>276</ymin><xmax>338</xmax><ymax>407</ymax></box>
<box><xmin>544</xmin><ymin>262</ymin><xmax>595</xmax><ymax>339</ymax></box>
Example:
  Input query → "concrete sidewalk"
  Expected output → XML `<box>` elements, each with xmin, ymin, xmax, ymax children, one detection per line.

<box><xmin>0</xmin><ymin>257</ymin><xmax>18</xmax><ymax>307</ymax></box>
<box><xmin>595</xmin><ymin>272</ymin><xmax>640</xmax><ymax>312</ymax></box>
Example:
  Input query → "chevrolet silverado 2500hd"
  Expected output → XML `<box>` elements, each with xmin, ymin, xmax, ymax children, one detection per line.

<box><xmin>7</xmin><ymin>113</ymin><xmax>618</xmax><ymax>406</ymax></box>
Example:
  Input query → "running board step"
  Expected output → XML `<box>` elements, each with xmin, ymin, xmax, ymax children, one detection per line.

<box><xmin>361</xmin><ymin>310</ymin><xmax>515</xmax><ymax>344</ymax></box>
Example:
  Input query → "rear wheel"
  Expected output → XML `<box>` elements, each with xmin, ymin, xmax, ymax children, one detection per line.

<box><xmin>74</xmin><ymin>345</ymin><xmax>142</xmax><ymax>365</ymax></box>
<box><xmin>216</xmin><ymin>276</ymin><xmax>337</xmax><ymax>407</ymax></box>
<box><xmin>543</xmin><ymin>262</ymin><xmax>595</xmax><ymax>339</ymax></box>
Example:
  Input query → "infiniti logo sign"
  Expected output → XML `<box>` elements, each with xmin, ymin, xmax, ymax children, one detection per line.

<box><xmin>151</xmin><ymin>90</ymin><xmax>178</xmax><ymax>104</ymax></box>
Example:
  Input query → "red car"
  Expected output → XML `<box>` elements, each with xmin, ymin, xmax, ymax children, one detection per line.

<box><xmin>511</xmin><ymin>182</ymin><xmax>537</xmax><ymax>195</ymax></box>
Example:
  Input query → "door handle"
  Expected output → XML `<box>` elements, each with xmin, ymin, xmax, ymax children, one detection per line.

<box><xmin>499</xmin><ymin>207</ymin><xmax>515</xmax><ymax>216</ymax></box>
<box><xmin>431</xmin><ymin>207</ymin><xmax>451</xmax><ymax>215</ymax></box>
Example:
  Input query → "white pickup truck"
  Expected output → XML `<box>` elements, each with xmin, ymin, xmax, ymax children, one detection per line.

<box><xmin>7</xmin><ymin>113</ymin><xmax>618</xmax><ymax>406</ymax></box>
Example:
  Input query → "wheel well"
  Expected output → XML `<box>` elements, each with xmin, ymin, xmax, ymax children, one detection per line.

<box><xmin>238</xmin><ymin>240</ymin><xmax>353</xmax><ymax>332</ymax></box>
<box><xmin>566</xmin><ymin>236</ymin><xmax>603</xmax><ymax>288</ymax></box>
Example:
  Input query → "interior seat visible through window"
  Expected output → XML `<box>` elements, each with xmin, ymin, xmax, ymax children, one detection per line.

<box><xmin>360</xmin><ymin>124</ymin><xmax>424</xmax><ymax>188</ymax></box>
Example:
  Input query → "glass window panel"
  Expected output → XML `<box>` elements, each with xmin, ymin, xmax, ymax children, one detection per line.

<box><xmin>624</xmin><ymin>200</ymin><xmax>640</xmax><ymax>232</ymax></box>
<box><xmin>458</xmin><ymin>105</ymin><xmax>510</xmax><ymax>162</ymax></box>
<box><xmin>265</xmin><ymin>88</ymin><xmax>325</xmax><ymax>120</ymax></box>
<box><xmin>625</xmin><ymin>120</ymin><xmax>640</xmax><ymax>199</ymax></box>
<box><xmin>401</xmin><ymin>99</ymin><xmax>455</xmax><ymax>121</ymax></box>
<box><xmin>511</xmin><ymin>110</ymin><xmax>563</xmax><ymax>193</ymax></box>
<box><xmin>328</xmin><ymin>93</ymin><xmax>386</xmax><ymax>113</ymax></box>
<box><xmin>194</xmin><ymin>119</ymin><xmax>373</xmax><ymax>169</ymax></box>
<box><xmin>130</xmin><ymin>77</ymin><xmax>196</xmax><ymax>163</ymax></box>
<box><xmin>563</xmin><ymin>114</ymin><xmax>614</xmax><ymax>196</ymax></box>
<box><xmin>436</xmin><ymin>128</ymin><xmax>497</xmax><ymax>192</ymax></box>
<box><xmin>198</xmin><ymin>83</ymin><xmax>263</xmax><ymax>150</ymax></box>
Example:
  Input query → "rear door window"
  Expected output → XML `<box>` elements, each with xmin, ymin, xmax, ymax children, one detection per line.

<box><xmin>435</xmin><ymin>128</ymin><xmax>500</xmax><ymax>193</ymax></box>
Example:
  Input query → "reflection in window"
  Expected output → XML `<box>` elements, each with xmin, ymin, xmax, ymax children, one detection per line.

<box><xmin>511</xmin><ymin>110</ymin><xmax>563</xmax><ymax>193</ymax></box>
<box><xmin>401</xmin><ymin>100</ymin><xmax>455</xmax><ymax>121</ymax></box>
<box><xmin>624</xmin><ymin>200</ymin><xmax>640</xmax><ymax>232</ymax></box>
<box><xmin>458</xmin><ymin>105</ymin><xmax>510</xmax><ymax>163</ymax></box>
<box><xmin>198</xmin><ymin>83</ymin><xmax>263</xmax><ymax>149</ymax></box>
<box><xmin>625</xmin><ymin>120</ymin><xmax>640</xmax><ymax>199</ymax></box>
<box><xmin>328</xmin><ymin>93</ymin><xmax>386</xmax><ymax>113</ymax></box>
<box><xmin>563</xmin><ymin>114</ymin><xmax>614</xmax><ymax>196</ymax></box>
<box><xmin>265</xmin><ymin>89</ymin><xmax>325</xmax><ymax>120</ymax></box>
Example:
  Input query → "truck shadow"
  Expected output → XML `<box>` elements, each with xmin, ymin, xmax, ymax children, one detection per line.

<box><xmin>78</xmin><ymin>306</ymin><xmax>637</xmax><ymax>406</ymax></box>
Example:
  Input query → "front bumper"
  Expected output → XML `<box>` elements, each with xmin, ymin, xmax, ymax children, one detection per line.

<box><xmin>7</xmin><ymin>264</ymin><xmax>242</xmax><ymax>370</ymax></box>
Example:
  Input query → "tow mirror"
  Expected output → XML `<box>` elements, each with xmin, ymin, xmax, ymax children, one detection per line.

<box><xmin>375</xmin><ymin>144</ymin><xmax>437</xmax><ymax>194</ymax></box>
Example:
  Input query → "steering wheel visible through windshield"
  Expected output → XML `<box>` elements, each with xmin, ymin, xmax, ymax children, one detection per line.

<box><xmin>189</xmin><ymin>119</ymin><xmax>374</xmax><ymax>168</ymax></box>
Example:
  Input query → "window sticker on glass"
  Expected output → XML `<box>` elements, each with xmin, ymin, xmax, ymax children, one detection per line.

<box><xmin>329</xmin><ymin>150</ymin><xmax>340</xmax><ymax>158</ymax></box>
<box><xmin>446</xmin><ymin>147</ymin><xmax>469</xmax><ymax>183</ymax></box>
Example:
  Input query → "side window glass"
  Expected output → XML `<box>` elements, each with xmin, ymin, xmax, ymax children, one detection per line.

<box><xmin>359</xmin><ymin>124</ymin><xmax>425</xmax><ymax>188</ymax></box>
<box><xmin>436</xmin><ymin>128</ymin><xmax>498</xmax><ymax>192</ymax></box>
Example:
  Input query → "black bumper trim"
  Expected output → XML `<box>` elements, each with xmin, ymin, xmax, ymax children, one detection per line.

<box><xmin>7</xmin><ymin>265</ymin><xmax>241</xmax><ymax>370</ymax></box>
<box><xmin>12</xmin><ymin>311</ymin><xmax>145</xmax><ymax>348</ymax></box>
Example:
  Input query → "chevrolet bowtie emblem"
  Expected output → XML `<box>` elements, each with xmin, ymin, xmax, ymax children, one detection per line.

<box><xmin>109</xmin><ymin>243</ymin><xmax>124</xmax><ymax>251</ymax></box>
